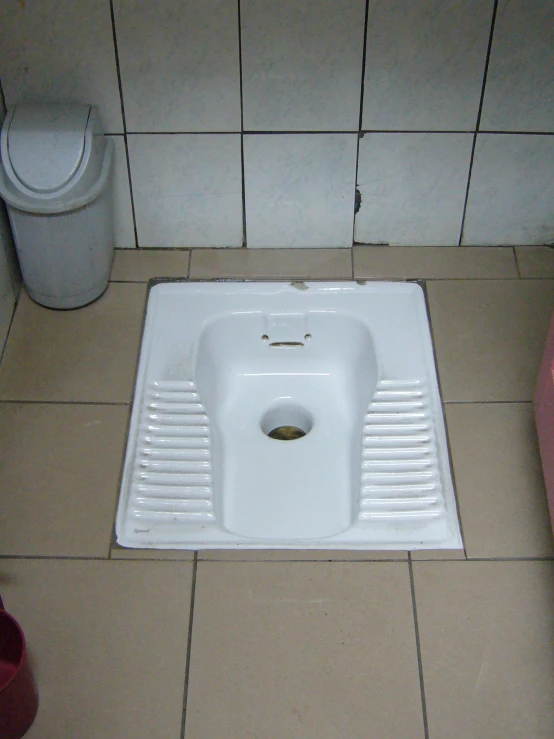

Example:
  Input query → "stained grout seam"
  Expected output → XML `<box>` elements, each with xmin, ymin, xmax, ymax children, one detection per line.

<box><xmin>108</xmin><ymin>276</ymin><xmax>554</xmax><ymax>284</ymax></box>
<box><xmin>0</xmin><ymin>554</ymin><xmax>112</xmax><ymax>561</ymax></box>
<box><xmin>513</xmin><ymin>246</ymin><xmax>522</xmax><ymax>277</ymax></box>
<box><xmin>351</xmin><ymin>0</ymin><xmax>371</xmax><ymax>247</ymax></box>
<box><xmin>195</xmin><ymin>557</ymin><xmax>410</xmax><ymax>563</ymax></box>
<box><xmin>465</xmin><ymin>556</ymin><xmax>554</xmax><ymax>562</ymax></box>
<box><xmin>0</xmin><ymin>399</ymin><xmax>130</xmax><ymax>406</ymax></box>
<box><xmin>457</xmin><ymin>0</ymin><xmax>499</xmax><ymax>246</ymax></box>
<box><xmin>180</xmin><ymin>554</ymin><xmax>198</xmax><ymax>739</ymax></box>
<box><xmin>109</xmin><ymin>279</ymin><xmax>162</xmax><ymax>284</ymax></box>
<box><xmin>444</xmin><ymin>399</ymin><xmax>532</xmax><ymax>405</ymax></box>
<box><xmin>408</xmin><ymin>554</ymin><xmax>430</xmax><ymax>739</ymax></box>
<box><xmin>109</xmin><ymin>0</ymin><xmax>139</xmax><ymax>249</ymax></box>
<box><xmin>0</xmin><ymin>299</ymin><xmax>18</xmax><ymax>368</ymax></box>
<box><xmin>119</xmin><ymin>129</ymin><xmax>554</xmax><ymax>136</ymax></box>
<box><xmin>237</xmin><ymin>0</ymin><xmax>248</xmax><ymax>248</ymax></box>
<box><xmin>0</xmin><ymin>552</ymin><xmax>552</xmax><ymax>562</ymax></box>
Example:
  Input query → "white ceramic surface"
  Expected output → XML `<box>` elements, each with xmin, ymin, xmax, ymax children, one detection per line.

<box><xmin>241</xmin><ymin>0</ymin><xmax>365</xmax><ymax>131</ymax></box>
<box><xmin>0</xmin><ymin>0</ymin><xmax>122</xmax><ymax>133</ymax></box>
<box><xmin>355</xmin><ymin>133</ymin><xmax>473</xmax><ymax>246</ymax></box>
<box><xmin>463</xmin><ymin>134</ymin><xmax>554</xmax><ymax>246</ymax></box>
<box><xmin>116</xmin><ymin>281</ymin><xmax>462</xmax><ymax>550</ymax></box>
<box><xmin>113</xmin><ymin>0</ymin><xmax>241</xmax><ymax>132</ymax></box>
<box><xmin>244</xmin><ymin>134</ymin><xmax>357</xmax><ymax>248</ymax></box>
<box><xmin>362</xmin><ymin>0</ymin><xmax>493</xmax><ymax>131</ymax></box>
<box><xmin>128</xmin><ymin>134</ymin><xmax>243</xmax><ymax>248</ymax></box>
<box><xmin>480</xmin><ymin>0</ymin><xmax>554</xmax><ymax>132</ymax></box>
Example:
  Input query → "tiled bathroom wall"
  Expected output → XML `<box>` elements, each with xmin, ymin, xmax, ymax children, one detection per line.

<box><xmin>0</xmin><ymin>0</ymin><xmax>552</xmax><ymax>248</ymax></box>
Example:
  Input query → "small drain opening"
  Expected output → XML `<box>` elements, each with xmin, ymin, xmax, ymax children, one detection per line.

<box><xmin>268</xmin><ymin>426</ymin><xmax>306</xmax><ymax>440</ymax></box>
<box><xmin>261</xmin><ymin>405</ymin><xmax>313</xmax><ymax>441</ymax></box>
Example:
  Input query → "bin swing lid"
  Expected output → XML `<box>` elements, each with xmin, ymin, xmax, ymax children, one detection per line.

<box><xmin>3</xmin><ymin>104</ymin><xmax>91</xmax><ymax>194</ymax></box>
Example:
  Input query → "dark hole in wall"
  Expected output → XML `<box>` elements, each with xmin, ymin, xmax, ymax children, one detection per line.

<box><xmin>354</xmin><ymin>188</ymin><xmax>362</xmax><ymax>214</ymax></box>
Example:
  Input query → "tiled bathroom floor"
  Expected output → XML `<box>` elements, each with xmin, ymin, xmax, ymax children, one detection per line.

<box><xmin>1</xmin><ymin>245</ymin><xmax>554</xmax><ymax>738</ymax></box>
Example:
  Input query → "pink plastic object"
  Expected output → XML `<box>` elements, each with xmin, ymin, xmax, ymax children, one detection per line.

<box><xmin>0</xmin><ymin>597</ymin><xmax>38</xmax><ymax>739</ymax></box>
<box><xmin>534</xmin><ymin>311</ymin><xmax>554</xmax><ymax>536</ymax></box>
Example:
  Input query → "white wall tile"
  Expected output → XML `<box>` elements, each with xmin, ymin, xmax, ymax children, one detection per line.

<box><xmin>363</xmin><ymin>0</ymin><xmax>493</xmax><ymax>131</ymax></box>
<box><xmin>355</xmin><ymin>133</ymin><xmax>473</xmax><ymax>246</ymax></box>
<box><xmin>463</xmin><ymin>135</ymin><xmax>554</xmax><ymax>246</ymax></box>
<box><xmin>0</xmin><ymin>0</ymin><xmax>123</xmax><ymax>133</ymax></box>
<box><xmin>480</xmin><ymin>1</ymin><xmax>554</xmax><ymax>132</ymax></box>
<box><xmin>241</xmin><ymin>0</ymin><xmax>365</xmax><ymax>131</ymax></box>
<box><xmin>106</xmin><ymin>136</ymin><xmax>136</xmax><ymax>248</ymax></box>
<box><xmin>244</xmin><ymin>134</ymin><xmax>357</xmax><ymax>248</ymax></box>
<box><xmin>128</xmin><ymin>135</ymin><xmax>243</xmax><ymax>248</ymax></box>
<box><xmin>113</xmin><ymin>0</ymin><xmax>241</xmax><ymax>132</ymax></box>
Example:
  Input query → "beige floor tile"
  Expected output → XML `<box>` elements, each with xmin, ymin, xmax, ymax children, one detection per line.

<box><xmin>186</xmin><ymin>562</ymin><xmax>424</xmax><ymax>739</ymax></box>
<box><xmin>0</xmin><ymin>403</ymin><xmax>128</xmax><ymax>557</ymax></box>
<box><xmin>516</xmin><ymin>246</ymin><xmax>554</xmax><ymax>278</ymax></box>
<box><xmin>354</xmin><ymin>246</ymin><xmax>517</xmax><ymax>280</ymax></box>
<box><xmin>414</xmin><ymin>561</ymin><xmax>554</xmax><ymax>739</ymax></box>
<box><xmin>0</xmin><ymin>284</ymin><xmax>146</xmax><ymax>402</ymax></box>
<box><xmin>1</xmin><ymin>559</ymin><xmax>192</xmax><ymax>739</ymax></box>
<box><xmin>190</xmin><ymin>247</ymin><xmax>352</xmax><ymax>279</ymax></box>
<box><xmin>427</xmin><ymin>279</ymin><xmax>554</xmax><ymax>401</ymax></box>
<box><xmin>198</xmin><ymin>549</ymin><xmax>407</xmax><ymax>560</ymax></box>
<box><xmin>110</xmin><ymin>248</ymin><xmax>190</xmax><ymax>282</ymax></box>
<box><xmin>444</xmin><ymin>403</ymin><xmax>554</xmax><ymax>558</ymax></box>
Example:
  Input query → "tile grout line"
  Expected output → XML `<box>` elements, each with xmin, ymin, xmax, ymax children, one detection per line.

<box><xmin>0</xmin><ymin>76</ymin><xmax>7</xmax><ymax>115</ymax></box>
<box><xmin>0</xmin><ymin>554</ymin><xmax>113</xmax><ymax>561</ymax></box>
<box><xmin>424</xmin><ymin>276</ymin><xmax>553</xmax><ymax>282</ymax></box>
<box><xmin>357</xmin><ymin>0</ymin><xmax>370</xmax><ymax>131</ymax></box>
<box><xmin>116</xmin><ymin>279</ymin><xmax>151</xmax><ymax>551</ymax></box>
<box><xmin>187</xmin><ymin>249</ymin><xmax>192</xmax><ymax>279</ymax></box>
<box><xmin>443</xmin><ymin>399</ymin><xmax>532</xmax><ymax>405</ymax></box>
<box><xmin>110</xmin><ymin>279</ymin><xmax>166</xmax><ymax>284</ymax></box>
<box><xmin>457</xmin><ymin>0</ymin><xmax>499</xmax><ymax>246</ymax></box>
<box><xmin>0</xmin><ymin>298</ymin><xmax>18</xmax><ymax>367</ymax></box>
<box><xmin>440</xmin><ymin>402</ymin><xmax>468</xmax><ymax>555</ymax></box>
<box><xmin>418</xmin><ymin>281</ymin><xmax>467</xmax><ymax>553</ymax></box>
<box><xmin>466</xmin><ymin>556</ymin><xmax>554</xmax><ymax>562</ymax></box>
<box><xmin>455</xmin><ymin>135</ymin><xmax>477</xmax><ymax>246</ymax></box>
<box><xmin>108</xmin><ymin>400</ymin><xmax>134</xmax><ymax>558</ymax></box>
<box><xmin>108</xmin><ymin>276</ymin><xmax>554</xmax><ymax>284</ymax></box>
<box><xmin>1</xmin><ymin>552</ymin><xmax>553</xmax><ymax>562</ymax></box>
<box><xmin>513</xmin><ymin>246</ymin><xmax>522</xmax><ymax>277</ymax></box>
<box><xmin>408</xmin><ymin>554</ymin><xmax>430</xmax><ymax>739</ymax></box>
<box><xmin>356</xmin><ymin>276</ymin><xmax>536</xmax><ymax>281</ymax></box>
<box><xmin>351</xmin><ymin>0</ymin><xmax>371</xmax><ymax>248</ymax></box>
<box><xmin>237</xmin><ymin>0</ymin><xmax>248</xmax><ymax>248</ymax></box>
<box><xmin>196</xmin><ymin>556</ymin><xmax>410</xmax><ymax>563</ymax></box>
<box><xmin>109</xmin><ymin>0</ymin><xmax>140</xmax><ymax>249</ymax></box>
<box><xmin>180</xmin><ymin>554</ymin><xmax>198</xmax><ymax>739</ymax></box>
<box><xmin>110</xmin><ymin>129</ymin><xmax>554</xmax><ymax>136</ymax></box>
<box><xmin>0</xmin><ymin>399</ymin><xmax>130</xmax><ymax>406</ymax></box>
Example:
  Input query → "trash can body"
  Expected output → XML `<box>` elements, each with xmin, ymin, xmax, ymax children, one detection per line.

<box><xmin>0</xmin><ymin>104</ymin><xmax>114</xmax><ymax>309</ymax></box>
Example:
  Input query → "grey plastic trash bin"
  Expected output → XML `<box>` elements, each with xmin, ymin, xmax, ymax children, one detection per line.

<box><xmin>0</xmin><ymin>104</ymin><xmax>114</xmax><ymax>309</ymax></box>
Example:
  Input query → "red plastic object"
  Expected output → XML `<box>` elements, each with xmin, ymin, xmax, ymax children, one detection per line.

<box><xmin>0</xmin><ymin>597</ymin><xmax>38</xmax><ymax>739</ymax></box>
<box><xmin>534</xmin><ymin>311</ymin><xmax>554</xmax><ymax>536</ymax></box>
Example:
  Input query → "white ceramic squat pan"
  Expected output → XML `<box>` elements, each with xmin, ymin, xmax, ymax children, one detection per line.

<box><xmin>116</xmin><ymin>281</ymin><xmax>463</xmax><ymax>551</ymax></box>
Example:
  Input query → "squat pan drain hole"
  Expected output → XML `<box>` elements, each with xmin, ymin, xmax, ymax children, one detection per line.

<box><xmin>261</xmin><ymin>405</ymin><xmax>313</xmax><ymax>441</ymax></box>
